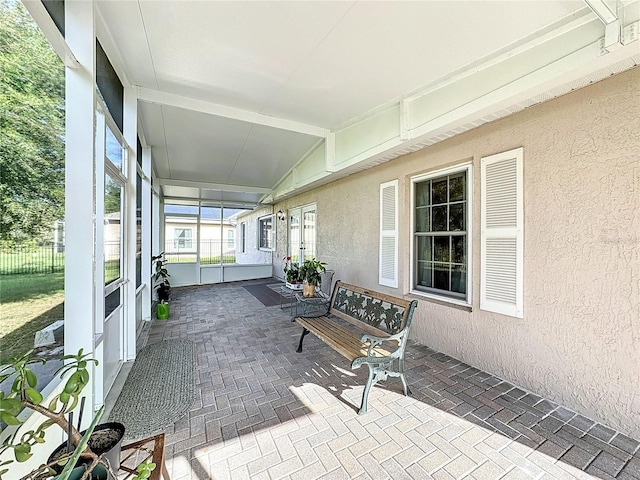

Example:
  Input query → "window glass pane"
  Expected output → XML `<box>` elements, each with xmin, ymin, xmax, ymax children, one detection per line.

<box><xmin>415</xmin><ymin>207</ymin><xmax>430</xmax><ymax>232</ymax></box>
<box><xmin>417</xmin><ymin>262</ymin><xmax>433</xmax><ymax>288</ymax></box>
<box><xmin>432</xmin><ymin>206</ymin><xmax>447</xmax><ymax>231</ymax></box>
<box><xmin>105</xmin><ymin>126</ymin><xmax>123</xmax><ymax>169</ymax></box>
<box><xmin>0</xmin><ymin>3</ymin><xmax>66</xmax><ymax>375</ymax></box>
<box><xmin>164</xmin><ymin>216</ymin><xmax>197</xmax><ymax>263</ymax></box>
<box><xmin>259</xmin><ymin>216</ymin><xmax>274</xmax><ymax>250</ymax></box>
<box><xmin>432</xmin><ymin>179</ymin><xmax>447</xmax><ymax>204</ymax></box>
<box><xmin>104</xmin><ymin>174</ymin><xmax>121</xmax><ymax>285</ymax></box>
<box><xmin>452</xmin><ymin>236</ymin><xmax>466</xmax><ymax>264</ymax></box>
<box><xmin>105</xmin><ymin>287</ymin><xmax>120</xmax><ymax>319</ymax></box>
<box><xmin>135</xmin><ymin>252</ymin><xmax>142</xmax><ymax>289</ymax></box>
<box><xmin>416</xmin><ymin>236</ymin><xmax>432</xmax><ymax>262</ymax></box>
<box><xmin>221</xmin><ymin>208</ymin><xmax>245</xmax><ymax>264</ymax></box>
<box><xmin>136</xmin><ymin>172</ymin><xmax>142</xmax><ymax>288</ymax></box>
<box><xmin>433</xmin><ymin>263</ymin><xmax>449</xmax><ymax>290</ymax></box>
<box><xmin>449</xmin><ymin>173</ymin><xmax>466</xmax><ymax>201</ymax></box>
<box><xmin>413</xmin><ymin>169</ymin><xmax>468</xmax><ymax>299</ymax></box>
<box><xmin>200</xmin><ymin>206</ymin><xmax>221</xmax><ymax>265</ymax></box>
<box><xmin>165</xmin><ymin>204</ymin><xmax>199</xmax><ymax>215</ymax></box>
<box><xmin>451</xmin><ymin>265</ymin><xmax>466</xmax><ymax>294</ymax></box>
<box><xmin>415</xmin><ymin>182</ymin><xmax>430</xmax><ymax>207</ymax></box>
<box><xmin>289</xmin><ymin>212</ymin><xmax>301</xmax><ymax>264</ymax></box>
<box><xmin>303</xmin><ymin>210</ymin><xmax>315</xmax><ymax>261</ymax></box>
<box><xmin>434</xmin><ymin>237</ymin><xmax>450</xmax><ymax>262</ymax></box>
<box><xmin>449</xmin><ymin>204</ymin><xmax>464</xmax><ymax>231</ymax></box>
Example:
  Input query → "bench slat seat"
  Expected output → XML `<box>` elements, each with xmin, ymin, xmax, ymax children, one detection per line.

<box><xmin>295</xmin><ymin>281</ymin><xmax>418</xmax><ymax>414</ymax></box>
<box><xmin>296</xmin><ymin>316</ymin><xmax>392</xmax><ymax>361</ymax></box>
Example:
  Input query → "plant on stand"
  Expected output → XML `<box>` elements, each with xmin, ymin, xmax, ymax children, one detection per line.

<box><xmin>282</xmin><ymin>256</ymin><xmax>303</xmax><ymax>290</ymax></box>
<box><xmin>299</xmin><ymin>258</ymin><xmax>327</xmax><ymax>297</ymax></box>
<box><xmin>0</xmin><ymin>349</ymin><xmax>127</xmax><ymax>480</ymax></box>
<box><xmin>152</xmin><ymin>253</ymin><xmax>171</xmax><ymax>319</ymax></box>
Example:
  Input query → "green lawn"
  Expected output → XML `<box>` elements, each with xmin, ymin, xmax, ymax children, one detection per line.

<box><xmin>0</xmin><ymin>273</ymin><xmax>64</xmax><ymax>365</ymax></box>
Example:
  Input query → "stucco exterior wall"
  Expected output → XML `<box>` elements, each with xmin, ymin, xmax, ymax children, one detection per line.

<box><xmin>235</xmin><ymin>206</ymin><xmax>275</xmax><ymax>265</ymax></box>
<box><xmin>273</xmin><ymin>67</ymin><xmax>640</xmax><ymax>436</ymax></box>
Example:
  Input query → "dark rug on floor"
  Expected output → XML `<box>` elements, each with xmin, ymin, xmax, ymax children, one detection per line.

<box><xmin>108</xmin><ymin>339</ymin><xmax>195</xmax><ymax>440</ymax></box>
<box><xmin>243</xmin><ymin>282</ymin><xmax>291</xmax><ymax>307</ymax></box>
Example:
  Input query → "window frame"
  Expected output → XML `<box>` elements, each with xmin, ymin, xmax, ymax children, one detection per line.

<box><xmin>173</xmin><ymin>227</ymin><xmax>193</xmax><ymax>249</ymax></box>
<box><xmin>258</xmin><ymin>214</ymin><xmax>275</xmax><ymax>251</ymax></box>
<box><xmin>410</xmin><ymin>163</ymin><xmax>473</xmax><ymax>306</ymax></box>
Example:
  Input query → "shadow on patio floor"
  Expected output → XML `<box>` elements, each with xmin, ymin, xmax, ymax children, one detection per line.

<box><xmin>132</xmin><ymin>280</ymin><xmax>639</xmax><ymax>480</ymax></box>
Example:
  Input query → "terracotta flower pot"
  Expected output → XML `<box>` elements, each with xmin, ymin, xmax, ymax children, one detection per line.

<box><xmin>303</xmin><ymin>282</ymin><xmax>316</xmax><ymax>297</ymax></box>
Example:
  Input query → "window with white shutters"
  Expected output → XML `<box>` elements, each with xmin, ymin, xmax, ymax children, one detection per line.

<box><xmin>379</xmin><ymin>180</ymin><xmax>398</xmax><ymax>288</ymax></box>
<box><xmin>481</xmin><ymin>147</ymin><xmax>524</xmax><ymax>318</ymax></box>
<box><xmin>411</xmin><ymin>164</ymin><xmax>472</xmax><ymax>302</ymax></box>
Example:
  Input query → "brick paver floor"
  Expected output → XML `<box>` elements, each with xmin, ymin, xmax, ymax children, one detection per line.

<box><xmin>141</xmin><ymin>280</ymin><xmax>640</xmax><ymax>480</ymax></box>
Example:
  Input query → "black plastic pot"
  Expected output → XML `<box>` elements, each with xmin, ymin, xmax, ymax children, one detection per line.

<box><xmin>48</xmin><ymin>422</ymin><xmax>125</xmax><ymax>474</ymax></box>
<box><xmin>52</xmin><ymin>464</ymin><xmax>109</xmax><ymax>480</ymax></box>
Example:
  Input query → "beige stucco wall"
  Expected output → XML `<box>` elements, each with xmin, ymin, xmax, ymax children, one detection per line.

<box><xmin>274</xmin><ymin>67</ymin><xmax>640</xmax><ymax>436</ymax></box>
<box><xmin>236</xmin><ymin>206</ymin><xmax>275</xmax><ymax>265</ymax></box>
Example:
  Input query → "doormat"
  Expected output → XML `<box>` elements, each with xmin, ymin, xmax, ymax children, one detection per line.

<box><xmin>108</xmin><ymin>339</ymin><xmax>195</xmax><ymax>440</ymax></box>
<box><xmin>243</xmin><ymin>282</ymin><xmax>289</xmax><ymax>307</ymax></box>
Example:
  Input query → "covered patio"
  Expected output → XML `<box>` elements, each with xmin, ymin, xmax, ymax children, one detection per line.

<box><xmin>120</xmin><ymin>281</ymin><xmax>639</xmax><ymax>479</ymax></box>
<box><xmin>5</xmin><ymin>0</ymin><xmax>639</xmax><ymax>477</ymax></box>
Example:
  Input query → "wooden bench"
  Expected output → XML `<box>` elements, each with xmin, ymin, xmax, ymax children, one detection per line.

<box><xmin>295</xmin><ymin>281</ymin><xmax>418</xmax><ymax>414</ymax></box>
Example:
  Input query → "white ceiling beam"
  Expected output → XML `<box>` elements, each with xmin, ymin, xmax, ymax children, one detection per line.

<box><xmin>22</xmin><ymin>0</ymin><xmax>79</xmax><ymax>68</ymax></box>
<box><xmin>157</xmin><ymin>178</ymin><xmax>272</xmax><ymax>195</ymax></box>
<box><xmin>584</xmin><ymin>0</ymin><xmax>618</xmax><ymax>24</ymax></box>
<box><xmin>138</xmin><ymin>87</ymin><xmax>329</xmax><ymax>138</ymax></box>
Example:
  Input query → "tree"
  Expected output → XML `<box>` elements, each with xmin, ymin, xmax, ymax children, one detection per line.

<box><xmin>0</xmin><ymin>0</ymin><xmax>65</xmax><ymax>245</ymax></box>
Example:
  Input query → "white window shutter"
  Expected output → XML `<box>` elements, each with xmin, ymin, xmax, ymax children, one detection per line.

<box><xmin>379</xmin><ymin>179</ymin><xmax>398</xmax><ymax>288</ymax></box>
<box><xmin>481</xmin><ymin>148</ymin><xmax>524</xmax><ymax>318</ymax></box>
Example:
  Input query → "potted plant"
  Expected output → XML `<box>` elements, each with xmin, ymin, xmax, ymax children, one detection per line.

<box><xmin>299</xmin><ymin>258</ymin><xmax>327</xmax><ymax>297</ymax></box>
<box><xmin>152</xmin><ymin>253</ymin><xmax>171</xmax><ymax>319</ymax></box>
<box><xmin>0</xmin><ymin>349</ymin><xmax>126</xmax><ymax>480</ymax></box>
<box><xmin>282</xmin><ymin>256</ymin><xmax>303</xmax><ymax>290</ymax></box>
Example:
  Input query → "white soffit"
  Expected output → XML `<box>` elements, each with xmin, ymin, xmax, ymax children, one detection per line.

<box><xmin>93</xmin><ymin>0</ymin><xmax>640</xmax><ymax>205</ymax></box>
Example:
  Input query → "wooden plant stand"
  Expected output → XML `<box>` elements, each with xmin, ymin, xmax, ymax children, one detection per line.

<box><xmin>118</xmin><ymin>433</ymin><xmax>170</xmax><ymax>480</ymax></box>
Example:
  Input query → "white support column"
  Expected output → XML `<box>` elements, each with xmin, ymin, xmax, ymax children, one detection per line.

<box><xmin>124</xmin><ymin>87</ymin><xmax>137</xmax><ymax>361</ymax></box>
<box><xmin>324</xmin><ymin>132</ymin><xmax>336</xmax><ymax>173</ymax></box>
<box><xmin>64</xmin><ymin>0</ymin><xmax>97</xmax><ymax>408</ymax></box>
<box><xmin>400</xmin><ymin>97</ymin><xmax>411</xmax><ymax>141</ymax></box>
<box><xmin>142</xmin><ymin>148</ymin><xmax>152</xmax><ymax>322</ymax></box>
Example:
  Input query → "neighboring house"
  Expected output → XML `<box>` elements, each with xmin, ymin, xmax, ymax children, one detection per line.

<box><xmin>164</xmin><ymin>217</ymin><xmax>236</xmax><ymax>258</ymax></box>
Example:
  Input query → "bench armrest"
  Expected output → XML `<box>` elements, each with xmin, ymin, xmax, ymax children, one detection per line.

<box><xmin>361</xmin><ymin>330</ymin><xmax>406</xmax><ymax>356</ymax></box>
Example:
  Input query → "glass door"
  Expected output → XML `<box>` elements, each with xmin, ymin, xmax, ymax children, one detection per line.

<box><xmin>289</xmin><ymin>204</ymin><xmax>316</xmax><ymax>265</ymax></box>
<box><xmin>302</xmin><ymin>205</ymin><xmax>316</xmax><ymax>261</ymax></box>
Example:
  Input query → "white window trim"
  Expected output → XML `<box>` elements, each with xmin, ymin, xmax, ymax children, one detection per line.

<box><xmin>480</xmin><ymin>147</ymin><xmax>524</xmax><ymax>318</ymax></box>
<box><xmin>258</xmin><ymin>214</ymin><xmax>275</xmax><ymax>252</ymax></box>
<box><xmin>379</xmin><ymin>179</ymin><xmax>398</xmax><ymax>288</ymax></box>
<box><xmin>409</xmin><ymin>162</ymin><xmax>473</xmax><ymax>306</ymax></box>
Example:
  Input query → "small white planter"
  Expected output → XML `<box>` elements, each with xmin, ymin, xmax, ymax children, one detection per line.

<box><xmin>286</xmin><ymin>281</ymin><xmax>303</xmax><ymax>290</ymax></box>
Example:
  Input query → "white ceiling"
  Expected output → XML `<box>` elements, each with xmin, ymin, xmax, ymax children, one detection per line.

<box><xmin>95</xmin><ymin>0</ymin><xmax>640</xmax><ymax>207</ymax></box>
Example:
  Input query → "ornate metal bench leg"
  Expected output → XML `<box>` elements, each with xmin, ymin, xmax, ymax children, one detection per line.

<box><xmin>399</xmin><ymin>357</ymin><xmax>411</xmax><ymax>396</ymax></box>
<box><xmin>358</xmin><ymin>364</ymin><xmax>375</xmax><ymax>415</ymax></box>
<box><xmin>296</xmin><ymin>328</ymin><xmax>310</xmax><ymax>353</ymax></box>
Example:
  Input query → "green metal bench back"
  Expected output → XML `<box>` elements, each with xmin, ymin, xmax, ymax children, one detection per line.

<box><xmin>330</xmin><ymin>281</ymin><xmax>416</xmax><ymax>336</ymax></box>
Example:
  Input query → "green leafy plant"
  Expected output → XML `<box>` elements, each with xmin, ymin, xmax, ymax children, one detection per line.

<box><xmin>132</xmin><ymin>458</ymin><xmax>156</xmax><ymax>480</ymax></box>
<box><xmin>299</xmin><ymin>258</ymin><xmax>327</xmax><ymax>287</ymax></box>
<box><xmin>152</xmin><ymin>253</ymin><xmax>171</xmax><ymax>303</ymax></box>
<box><xmin>282</xmin><ymin>256</ymin><xmax>302</xmax><ymax>283</ymax></box>
<box><xmin>0</xmin><ymin>349</ymin><xmax>105</xmax><ymax>480</ymax></box>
